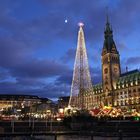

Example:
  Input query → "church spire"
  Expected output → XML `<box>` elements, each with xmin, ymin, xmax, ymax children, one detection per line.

<box><xmin>105</xmin><ymin>8</ymin><xmax>112</xmax><ymax>35</ymax></box>
<box><xmin>102</xmin><ymin>12</ymin><xmax>118</xmax><ymax>56</ymax></box>
<box><xmin>101</xmin><ymin>12</ymin><xmax>121</xmax><ymax>105</ymax></box>
<box><xmin>106</xmin><ymin>8</ymin><xmax>109</xmax><ymax>24</ymax></box>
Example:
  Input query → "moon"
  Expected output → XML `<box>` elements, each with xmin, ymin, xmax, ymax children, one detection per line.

<box><xmin>65</xmin><ymin>19</ymin><xmax>68</xmax><ymax>23</ymax></box>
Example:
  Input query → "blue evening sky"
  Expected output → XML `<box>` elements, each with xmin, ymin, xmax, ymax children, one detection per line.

<box><xmin>0</xmin><ymin>0</ymin><xmax>140</xmax><ymax>100</ymax></box>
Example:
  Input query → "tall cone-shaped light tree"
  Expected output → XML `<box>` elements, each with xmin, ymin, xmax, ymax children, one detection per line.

<box><xmin>69</xmin><ymin>23</ymin><xmax>93</xmax><ymax>110</ymax></box>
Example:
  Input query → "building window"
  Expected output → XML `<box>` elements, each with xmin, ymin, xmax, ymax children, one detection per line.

<box><xmin>104</xmin><ymin>68</ymin><xmax>108</xmax><ymax>74</ymax></box>
<box><xmin>133</xmin><ymin>89</ymin><xmax>136</xmax><ymax>93</ymax></box>
<box><xmin>131</xmin><ymin>99</ymin><xmax>134</xmax><ymax>104</ymax></box>
<box><xmin>135</xmin><ymin>81</ymin><xmax>138</xmax><ymax>85</ymax></box>
<box><xmin>114</xmin><ymin>67</ymin><xmax>118</xmax><ymax>72</ymax></box>
<box><xmin>131</xmin><ymin>82</ymin><xmax>133</xmax><ymax>86</ymax></box>
<box><xmin>136</xmin><ymin>98</ymin><xmax>139</xmax><ymax>104</ymax></box>
<box><xmin>105</xmin><ymin>81</ymin><xmax>108</xmax><ymax>85</ymax></box>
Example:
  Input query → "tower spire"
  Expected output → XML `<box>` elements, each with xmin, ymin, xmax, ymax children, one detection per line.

<box><xmin>106</xmin><ymin>6</ymin><xmax>109</xmax><ymax>24</ymax></box>
<box><xmin>68</xmin><ymin>22</ymin><xmax>92</xmax><ymax>110</ymax></box>
<box><xmin>105</xmin><ymin>7</ymin><xmax>112</xmax><ymax>33</ymax></box>
<box><xmin>101</xmin><ymin>12</ymin><xmax>121</xmax><ymax>103</ymax></box>
<box><xmin>102</xmin><ymin>10</ymin><xmax>119</xmax><ymax>56</ymax></box>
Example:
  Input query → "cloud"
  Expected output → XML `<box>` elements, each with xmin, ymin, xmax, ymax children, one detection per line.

<box><xmin>0</xmin><ymin>57</ymin><xmax>71</xmax><ymax>85</ymax></box>
<box><xmin>42</xmin><ymin>82</ymin><xmax>71</xmax><ymax>98</ymax></box>
<box><xmin>0</xmin><ymin>67</ymin><xmax>11</xmax><ymax>81</ymax></box>
<box><xmin>56</xmin><ymin>70</ymin><xmax>73</xmax><ymax>85</ymax></box>
<box><xmin>116</xmin><ymin>42</ymin><xmax>127</xmax><ymax>51</ymax></box>
<box><xmin>90</xmin><ymin>67</ymin><xmax>102</xmax><ymax>84</ymax></box>
<box><xmin>0</xmin><ymin>35</ymin><xmax>70</xmax><ymax>79</ymax></box>
<box><xmin>0</xmin><ymin>0</ymin><xmax>139</xmax><ymax>99</ymax></box>
<box><xmin>60</xmin><ymin>48</ymin><xmax>75</xmax><ymax>63</ymax></box>
<box><xmin>0</xmin><ymin>80</ymin><xmax>71</xmax><ymax>99</ymax></box>
<box><xmin>11</xmin><ymin>59</ymin><xmax>70</xmax><ymax>78</ymax></box>
<box><xmin>126</xmin><ymin>57</ymin><xmax>140</xmax><ymax>65</ymax></box>
<box><xmin>0</xmin><ymin>37</ymin><xmax>31</xmax><ymax>68</ymax></box>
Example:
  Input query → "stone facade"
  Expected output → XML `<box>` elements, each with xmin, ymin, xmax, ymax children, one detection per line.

<box><xmin>85</xmin><ymin>18</ymin><xmax>140</xmax><ymax>111</ymax></box>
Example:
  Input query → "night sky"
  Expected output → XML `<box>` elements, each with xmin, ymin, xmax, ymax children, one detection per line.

<box><xmin>0</xmin><ymin>0</ymin><xmax>140</xmax><ymax>100</ymax></box>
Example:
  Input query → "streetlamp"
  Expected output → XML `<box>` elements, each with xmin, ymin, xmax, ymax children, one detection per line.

<box><xmin>56</xmin><ymin>118</ymin><xmax>61</xmax><ymax>131</ymax></box>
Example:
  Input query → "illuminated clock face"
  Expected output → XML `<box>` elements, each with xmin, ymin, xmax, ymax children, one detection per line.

<box><xmin>105</xmin><ymin>76</ymin><xmax>108</xmax><ymax>80</ymax></box>
<box><xmin>104</xmin><ymin>76</ymin><xmax>108</xmax><ymax>85</ymax></box>
<box><xmin>104</xmin><ymin>68</ymin><xmax>108</xmax><ymax>74</ymax></box>
<box><xmin>114</xmin><ymin>68</ymin><xmax>118</xmax><ymax>72</ymax></box>
<box><xmin>105</xmin><ymin>81</ymin><xmax>108</xmax><ymax>85</ymax></box>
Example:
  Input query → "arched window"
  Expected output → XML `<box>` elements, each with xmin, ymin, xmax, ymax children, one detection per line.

<box><xmin>104</xmin><ymin>68</ymin><xmax>108</xmax><ymax>74</ymax></box>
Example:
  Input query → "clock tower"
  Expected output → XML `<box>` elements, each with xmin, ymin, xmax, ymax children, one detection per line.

<box><xmin>101</xmin><ymin>16</ymin><xmax>121</xmax><ymax>106</ymax></box>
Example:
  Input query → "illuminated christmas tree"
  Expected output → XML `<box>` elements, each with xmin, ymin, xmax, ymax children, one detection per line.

<box><xmin>68</xmin><ymin>23</ymin><xmax>92</xmax><ymax>110</ymax></box>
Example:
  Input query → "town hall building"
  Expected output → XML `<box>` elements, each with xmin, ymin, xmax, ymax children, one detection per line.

<box><xmin>85</xmin><ymin>17</ymin><xmax>140</xmax><ymax>111</ymax></box>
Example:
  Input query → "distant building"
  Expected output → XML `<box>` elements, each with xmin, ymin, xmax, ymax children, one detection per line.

<box><xmin>0</xmin><ymin>94</ymin><xmax>40</xmax><ymax>109</ymax></box>
<box><xmin>0</xmin><ymin>94</ymin><xmax>56</xmax><ymax>115</ymax></box>
<box><xmin>58</xmin><ymin>96</ymin><xmax>70</xmax><ymax>109</ymax></box>
<box><xmin>37</xmin><ymin>97</ymin><xmax>57</xmax><ymax>114</ymax></box>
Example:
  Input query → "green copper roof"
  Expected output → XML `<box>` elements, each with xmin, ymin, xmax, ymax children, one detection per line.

<box><xmin>93</xmin><ymin>84</ymin><xmax>103</xmax><ymax>94</ymax></box>
<box><xmin>102</xmin><ymin>17</ymin><xmax>119</xmax><ymax>56</ymax></box>
<box><xmin>117</xmin><ymin>69</ymin><xmax>140</xmax><ymax>84</ymax></box>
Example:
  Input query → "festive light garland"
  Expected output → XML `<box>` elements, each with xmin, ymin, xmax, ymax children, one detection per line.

<box><xmin>68</xmin><ymin>23</ymin><xmax>93</xmax><ymax>110</ymax></box>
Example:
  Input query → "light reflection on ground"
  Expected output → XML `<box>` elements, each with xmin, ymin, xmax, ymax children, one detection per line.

<box><xmin>1</xmin><ymin>136</ymin><xmax>140</xmax><ymax>140</ymax></box>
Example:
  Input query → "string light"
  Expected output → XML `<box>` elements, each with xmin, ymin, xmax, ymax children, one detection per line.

<box><xmin>69</xmin><ymin>23</ymin><xmax>92</xmax><ymax>110</ymax></box>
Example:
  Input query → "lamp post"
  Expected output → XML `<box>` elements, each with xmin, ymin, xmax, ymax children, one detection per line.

<box><xmin>29</xmin><ymin>107</ymin><xmax>31</xmax><ymax>128</ymax></box>
<box><xmin>32</xmin><ymin>114</ymin><xmax>34</xmax><ymax>132</ymax></box>
<box><xmin>11</xmin><ymin>117</ymin><xmax>14</xmax><ymax>133</ymax></box>
<box><xmin>50</xmin><ymin>115</ymin><xmax>52</xmax><ymax>132</ymax></box>
<box><xmin>45</xmin><ymin>104</ymin><xmax>47</xmax><ymax>131</ymax></box>
<box><xmin>57</xmin><ymin>118</ymin><xmax>61</xmax><ymax>131</ymax></box>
